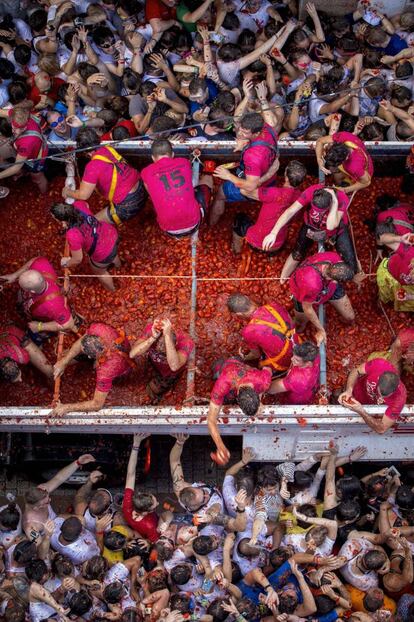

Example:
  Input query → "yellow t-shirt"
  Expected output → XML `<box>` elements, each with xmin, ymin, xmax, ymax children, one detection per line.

<box><xmin>280</xmin><ymin>503</ymin><xmax>324</xmax><ymax>535</ymax></box>
<box><xmin>102</xmin><ymin>525</ymin><xmax>129</xmax><ymax>564</ymax></box>
<box><xmin>347</xmin><ymin>584</ymin><xmax>397</xmax><ymax>614</ymax></box>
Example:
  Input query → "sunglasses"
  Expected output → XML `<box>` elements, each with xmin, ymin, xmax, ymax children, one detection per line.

<box><xmin>100</xmin><ymin>39</ymin><xmax>115</xmax><ymax>49</ymax></box>
<box><xmin>50</xmin><ymin>115</ymin><xmax>65</xmax><ymax>128</ymax></box>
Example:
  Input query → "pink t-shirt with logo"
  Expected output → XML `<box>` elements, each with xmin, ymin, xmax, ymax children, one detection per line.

<box><xmin>298</xmin><ymin>183</ymin><xmax>349</xmax><ymax>236</ymax></box>
<box><xmin>388</xmin><ymin>243</ymin><xmax>414</xmax><ymax>285</ymax></box>
<box><xmin>141</xmin><ymin>322</ymin><xmax>194</xmax><ymax>378</ymax></box>
<box><xmin>333</xmin><ymin>131</ymin><xmax>374</xmax><ymax>181</ymax></box>
<box><xmin>0</xmin><ymin>326</ymin><xmax>29</xmax><ymax>365</ymax></box>
<box><xmin>247</xmin><ymin>187</ymin><xmax>300</xmax><ymax>250</ymax></box>
<box><xmin>66</xmin><ymin>200</ymin><xmax>118</xmax><ymax>263</ymax></box>
<box><xmin>211</xmin><ymin>358</ymin><xmax>272</xmax><ymax>406</ymax></box>
<box><xmin>13</xmin><ymin>116</ymin><xmax>47</xmax><ymax>162</ymax></box>
<box><xmin>352</xmin><ymin>358</ymin><xmax>406</xmax><ymax>420</ymax></box>
<box><xmin>141</xmin><ymin>157</ymin><xmax>201</xmax><ymax>232</ymax></box>
<box><xmin>242</xmin><ymin>124</ymin><xmax>278</xmax><ymax>184</ymax></box>
<box><xmin>82</xmin><ymin>147</ymin><xmax>140</xmax><ymax>204</ymax></box>
<box><xmin>377</xmin><ymin>203</ymin><xmax>414</xmax><ymax>236</ymax></box>
<box><xmin>278</xmin><ymin>356</ymin><xmax>320</xmax><ymax>405</ymax></box>
<box><xmin>289</xmin><ymin>251</ymin><xmax>342</xmax><ymax>305</ymax></box>
<box><xmin>22</xmin><ymin>257</ymin><xmax>71</xmax><ymax>326</ymax></box>
<box><xmin>86</xmin><ymin>322</ymin><xmax>131</xmax><ymax>393</ymax></box>
<box><xmin>241</xmin><ymin>303</ymin><xmax>296</xmax><ymax>370</ymax></box>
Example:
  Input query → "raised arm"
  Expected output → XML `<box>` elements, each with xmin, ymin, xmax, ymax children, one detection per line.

<box><xmin>125</xmin><ymin>433</ymin><xmax>151</xmax><ymax>490</ymax></box>
<box><xmin>41</xmin><ymin>454</ymin><xmax>95</xmax><ymax>493</ymax></box>
<box><xmin>169</xmin><ymin>434</ymin><xmax>191</xmax><ymax>496</ymax></box>
<box><xmin>290</xmin><ymin>560</ymin><xmax>317</xmax><ymax>616</ymax></box>
<box><xmin>293</xmin><ymin>506</ymin><xmax>338</xmax><ymax>540</ymax></box>
<box><xmin>225</xmin><ymin>447</ymin><xmax>256</xmax><ymax>477</ymax></box>
<box><xmin>74</xmin><ymin>470</ymin><xmax>104</xmax><ymax>517</ymax></box>
<box><xmin>323</xmin><ymin>443</ymin><xmax>338</xmax><ymax>511</ymax></box>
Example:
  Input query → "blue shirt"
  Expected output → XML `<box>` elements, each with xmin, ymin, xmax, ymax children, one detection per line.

<box><xmin>189</xmin><ymin>80</ymin><xmax>219</xmax><ymax>116</ymax></box>
<box><xmin>237</xmin><ymin>560</ymin><xmax>302</xmax><ymax>607</ymax></box>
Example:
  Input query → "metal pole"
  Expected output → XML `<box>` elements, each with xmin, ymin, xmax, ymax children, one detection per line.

<box><xmin>185</xmin><ymin>158</ymin><xmax>201</xmax><ymax>403</ymax></box>
<box><xmin>318</xmin><ymin>169</ymin><xmax>327</xmax><ymax>395</ymax></box>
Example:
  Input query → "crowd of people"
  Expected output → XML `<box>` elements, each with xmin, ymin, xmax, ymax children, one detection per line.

<box><xmin>0</xmin><ymin>438</ymin><xmax>413</xmax><ymax>622</ymax></box>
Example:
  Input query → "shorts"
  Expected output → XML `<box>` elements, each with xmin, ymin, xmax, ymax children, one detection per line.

<box><xmin>166</xmin><ymin>185</ymin><xmax>212</xmax><ymax>239</ymax></box>
<box><xmin>222</xmin><ymin>180</ymin><xmax>252</xmax><ymax>202</ymax></box>
<box><xmin>107</xmin><ymin>181</ymin><xmax>146</xmax><ymax>224</ymax></box>
<box><xmin>25</xmin><ymin>328</ymin><xmax>53</xmax><ymax>346</ymax></box>
<box><xmin>233</xmin><ymin>212</ymin><xmax>253</xmax><ymax>238</ymax></box>
<box><xmin>23</xmin><ymin>160</ymin><xmax>46</xmax><ymax>174</ymax></box>
<box><xmin>90</xmin><ymin>240</ymin><xmax>119</xmax><ymax>268</ymax></box>
<box><xmin>293</xmin><ymin>283</ymin><xmax>345</xmax><ymax>313</ymax></box>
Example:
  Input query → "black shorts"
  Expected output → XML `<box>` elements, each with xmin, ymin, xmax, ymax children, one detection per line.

<box><xmin>90</xmin><ymin>240</ymin><xmax>119</xmax><ymax>268</ymax></box>
<box><xmin>108</xmin><ymin>180</ymin><xmax>146</xmax><ymax>223</ymax></box>
<box><xmin>293</xmin><ymin>283</ymin><xmax>345</xmax><ymax>313</ymax></box>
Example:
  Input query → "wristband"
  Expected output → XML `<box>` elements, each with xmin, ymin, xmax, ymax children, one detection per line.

<box><xmin>37</xmin><ymin>321</ymin><xmax>43</xmax><ymax>332</ymax></box>
<box><xmin>280</xmin><ymin>60</ymin><xmax>287</xmax><ymax>65</ymax></box>
<box><xmin>96</xmin><ymin>531</ymin><xmax>104</xmax><ymax>535</ymax></box>
<box><xmin>132</xmin><ymin>445</ymin><xmax>140</xmax><ymax>451</ymax></box>
<box><xmin>236</xmin><ymin>507</ymin><xmax>245</xmax><ymax>513</ymax></box>
<box><xmin>76</xmin><ymin>459</ymin><xmax>82</xmax><ymax>466</ymax></box>
<box><xmin>263</xmin><ymin>583</ymin><xmax>272</xmax><ymax>591</ymax></box>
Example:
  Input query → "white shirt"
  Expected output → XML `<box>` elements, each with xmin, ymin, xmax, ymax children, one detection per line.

<box><xmin>223</xmin><ymin>475</ymin><xmax>255</xmax><ymax>525</ymax></box>
<box><xmin>50</xmin><ymin>517</ymin><xmax>100</xmax><ymax>565</ymax></box>
<box><xmin>339</xmin><ymin>537</ymin><xmax>380</xmax><ymax>590</ymax></box>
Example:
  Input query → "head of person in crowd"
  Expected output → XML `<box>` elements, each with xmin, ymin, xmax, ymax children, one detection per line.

<box><xmin>76</xmin><ymin>127</ymin><xmax>101</xmax><ymax>155</ymax></box>
<box><xmin>207</xmin><ymin>597</ymin><xmax>231</xmax><ymax>622</ymax></box>
<box><xmin>60</xmin><ymin>516</ymin><xmax>84</xmax><ymax>544</ymax></box>
<box><xmin>256</xmin><ymin>464</ymin><xmax>281</xmax><ymax>496</ymax></box>
<box><xmin>391</xmin><ymin>84</ymin><xmax>412</xmax><ymax>110</ymax></box>
<box><xmin>146</xmin><ymin>568</ymin><xmax>169</xmax><ymax>593</ymax></box>
<box><xmin>363</xmin><ymin>588</ymin><xmax>385</xmax><ymax>612</ymax></box>
<box><xmin>323</xmin><ymin>261</ymin><xmax>354</xmax><ymax>284</ymax></box>
<box><xmin>67</xmin><ymin>590</ymin><xmax>93</xmax><ymax>618</ymax></box>
<box><xmin>92</xmin><ymin>25</ymin><xmax>117</xmax><ymax>56</ymax></box>
<box><xmin>130</xmin><ymin>489</ymin><xmax>158</xmax><ymax>519</ymax></box>
<box><xmin>227</xmin><ymin>292</ymin><xmax>256</xmax><ymax>318</ymax></box>
<box><xmin>336</xmin><ymin>498</ymin><xmax>361</xmax><ymax>524</ymax></box>
<box><xmin>359</xmin><ymin>549</ymin><xmax>389</xmax><ymax>575</ymax></box>
<box><xmin>395</xmin><ymin>484</ymin><xmax>414</xmax><ymax>523</ymax></box>
<box><xmin>47</xmin><ymin>111</ymin><xmax>68</xmax><ymax>137</ymax></box>
<box><xmin>0</xmin><ymin>357</ymin><xmax>22</xmax><ymax>383</ymax></box>
<box><xmin>292</xmin><ymin>342</ymin><xmax>319</xmax><ymax>368</ymax></box>
<box><xmin>52</xmin><ymin>554</ymin><xmax>75</xmax><ymax>579</ymax></box>
<box><xmin>192</xmin><ymin>534</ymin><xmax>221</xmax><ymax>556</ymax></box>
<box><xmin>169</xmin><ymin>593</ymin><xmax>192</xmax><ymax>616</ymax></box>
<box><xmin>336</xmin><ymin>474</ymin><xmax>362</xmax><ymax>501</ymax></box>
<box><xmin>82</xmin><ymin>554</ymin><xmax>108</xmax><ymax>581</ymax></box>
<box><xmin>25</xmin><ymin>485</ymin><xmax>50</xmax><ymax>512</ymax></box>
<box><xmin>9</xmin><ymin>106</ymin><xmax>31</xmax><ymax>138</ymax></box>
<box><xmin>289</xmin><ymin>48</ymin><xmax>312</xmax><ymax>74</ymax></box>
<box><xmin>13</xmin><ymin>539</ymin><xmax>38</xmax><ymax>566</ymax></box>
<box><xmin>0</xmin><ymin>501</ymin><xmax>20</xmax><ymax>532</ymax></box>
<box><xmin>25</xmin><ymin>559</ymin><xmax>49</xmax><ymax>584</ymax></box>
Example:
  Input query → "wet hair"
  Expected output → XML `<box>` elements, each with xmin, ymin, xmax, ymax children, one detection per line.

<box><xmin>312</xmin><ymin>188</ymin><xmax>333</xmax><ymax>210</ymax></box>
<box><xmin>13</xmin><ymin>45</ymin><xmax>31</xmax><ymax>66</ymax></box>
<box><xmin>269</xmin><ymin>547</ymin><xmax>290</xmax><ymax>568</ymax></box>
<box><xmin>324</xmin><ymin>143</ymin><xmax>350</xmax><ymax>170</ymax></box>
<box><xmin>189</xmin><ymin>76</ymin><xmax>208</xmax><ymax>96</ymax></box>
<box><xmin>237</xmin><ymin>598</ymin><xmax>258</xmax><ymax>621</ymax></box>
<box><xmin>112</xmin><ymin>125</ymin><xmax>131</xmax><ymax>141</ymax></box>
<box><xmin>279</xmin><ymin>592</ymin><xmax>298</xmax><ymax>614</ymax></box>
<box><xmin>378</xmin><ymin>371</ymin><xmax>399</xmax><ymax>397</ymax></box>
<box><xmin>364</xmin><ymin>77</ymin><xmax>387</xmax><ymax>99</ymax></box>
<box><xmin>170</xmin><ymin>563</ymin><xmax>192</xmax><ymax>585</ymax></box>
<box><xmin>150</xmin><ymin>115</ymin><xmax>177</xmax><ymax>136</ymax></box>
<box><xmin>151</xmin><ymin>138</ymin><xmax>173</xmax><ymax>158</ymax></box>
<box><xmin>336</xmin><ymin>35</ymin><xmax>359</xmax><ymax>55</ymax></box>
<box><xmin>132</xmin><ymin>491</ymin><xmax>154</xmax><ymax>512</ymax></box>
<box><xmin>236</xmin><ymin>472</ymin><xmax>255</xmax><ymax>498</ymax></box>
<box><xmin>25</xmin><ymin>487</ymin><xmax>48</xmax><ymax>506</ymax></box>
<box><xmin>13</xmin><ymin>540</ymin><xmax>37</xmax><ymax>564</ymax></box>
<box><xmin>123</xmin><ymin>538</ymin><xmax>149</xmax><ymax>560</ymax></box>
<box><xmin>285</xmin><ymin>160</ymin><xmax>306</xmax><ymax>187</ymax></box>
<box><xmin>317</xmin><ymin>76</ymin><xmax>339</xmax><ymax>97</ymax></box>
<box><xmin>104</xmin><ymin>581</ymin><xmax>124</xmax><ymax>604</ymax></box>
<box><xmin>25</xmin><ymin>558</ymin><xmax>47</xmax><ymax>582</ymax></box>
<box><xmin>4</xmin><ymin>605</ymin><xmax>26</xmax><ymax>622</ymax></box>
<box><xmin>208</xmin><ymin>107</ymin><xmax>229</xmax><ymax>130</ymax></box>
<box><xmin>264</xmin><ymin>19</ymin><xmax>279</xmax><ymax>38</ymax></box>
<box><xmin>97</xmin><ymin>108</ymin><xmax>119</xmax><ymax>132</ymax></box>
<box><xmin>360</xmin><ymin>122</ymin><xmax>384</xmax><ymax>141</ymax></box>
<box><xmin>327</xmin><ymin>262</ymin><xmax>354</xmax><ymax>283</ymax></box>
<box><xmin>365</xmin><ymin>475</ymin><xmax>388</xmax><ymax>497</ymax></box>
<box><xmin>152</xmin><ymin>539</ymin><xmax>174</xmax><ymax>562</ymax></box>
<box><xmin>227</xmin><ymin>292</ymin><xmax>251</xmax><ymax>313</ymax></box>
<box><xmin>89</xmin><ymin>490</ymin><xmax>111</xmax><ymax>516</ymax></box>
<box><xmin>192</xmin><ymin>535</ymin><xmax>216</xmax><ymax>556</ymax></box>
<box><xmin>315</xmin><ymin>595</ymin><xmax>336</xmax><ymax>615</ymax></box>
<box><xmin>296</xmin><ymin>503</ymin><xmax>317</xmax><ymax>529</ymax></box>
<box><xmin>104</xmin><ymin>530</ymin><xmax>127</xmax><ymax>551</ymax></box>
<box><xmin>306</xmin><ymin>525</ymin><xmax>328</xmax><ymax>546</ymax></box>
<box><xmin>363</xmin><ymin>589</ymin><xmax>384</xmax><ymax>612</ymax></box>
<box><xmin>28</xmin><ymin>9</ymin><xmax>47</xmax><ymax>33</ymax></box>
<box><xmin>51</xmin><ymin>203</ymin><xmax>85</xmax><ymax>228</ymax></box>
<box><xmin>396</xmin><ymin>485</ymin><xmax>414</xmax><ymax>510</ymax></box>
<box><xmin>179</xmin><ymin>486</ymin><xmax>200</xmax><ymax>510</ymax></box>
<box><xmin>239</xmin><ymin>112</ymin><xmax>264</xmax><ymax>134</ymax></box>
<box><xmin>237</xmin><ymin>386</ymin><xmax>260</xmax><ymax>417</ymax></box>
<box><xmin>293</xmin><ymin>470</ymin><xmax>314</xmax><ymax>490</ymax></box>
<box><xmin>207</xmin><ymin>598</ymin><xmax>229</xmax><ymax>622</ymax></box>
<box><xmin>337</xmin><ymin>475</ymin><xmax>362</xmax><ymax>500</ymax></box>
<box><xmin>217</xmin><ymin>43</ymin><xmax>242</xmax><ymax>63</ymax></box>
<box><xmin>122</xmin><ymin>68</ymin><xmax>142</xmax><ymax>94</ymax></box>
<box><xmin>367</xmin><ymin>27</ymin><xmax>388</xmax><ymax>47</ymax></box>
<box><xmin>0</xmin><ymin>502</ymin><xmax>20</xmax><ymax>530</ymax></box>
<box><xmin>396</xmin><ymin>61</ymin><xmax>414</xmax><ymax>79</ymax></box>
<box><xmin>92</xmin><ymin>25</ymin><xmax>115</xmax><ymax>47</ymax></box>
<box><xmin>222</xmin><ymin>12</ymin><xmax>240</xmax><ymax>31</ymax></box>
<box><xmin>293</xmin><ymin>341</ymin><xmax>319</xmax><ymax>363</ymax></box>
<box><xmin>0</xmin><ymin>117</ymin><xmax>11</xmax><ymax>139</ymax></box>
<box><xmin>363</xmin><ymin>549</ymin><xmax>387</xmax><ymax>571</ymax></box>
<box><xmin>213</xmin><ymin>91</ymin><xmax>235</xmax><ymax>114</ymax></box>
<box><xmin>257</xmin><ymin>465</ymin><xmax>279</xmax><ymax>489</ymax></box>
<box><xmin>0</xmin><ymin>358</ymin><xmax>20</xmax><ymax>382</ymax></box>
<box><xmin>69</xmin><ymin>590</ymin><xmax>92</xmax><ymax>616</ymax></box>
<box><xmin>170</xmin><ymin>593</ymin><xmax>191</xmax><ymax>614</ymax></box>
<box><xmin>336</xmin><ymin>499</ymin><xmax>361</xmax><ymax>522</ymax></box>
<box><xmin>237</xmin><ymin>537</ymin><xmax>261</xmax><ymax>558</ymax></box>
<box><xmin>60</xmin><ymin>517</ymin><xmax>82</xmax><ymax>543</ymax></box>
<box><xmin>363</xmin><ymin>49</ymin><xmax>382</xmax><ymax>69</ymax></box>
<box><xmin>391</xmin><ymin>84</ymin><xmax>412</xmax><ymax>106</ymax></box>
<box><xmin>231</xmin><ymin>560</ymin><xmax>242</xmax><ymax>583</ymax></box>
<box><xmin>121</xmin><ymin>610</ymin><xmax>143</xmax><ymax>622</ymax></box>
<box><xmin>8</xmin><ymin>81</ymin><xmax>28</xmax><ymax>106</ymax></box>
<box><xmin>304</xmin><ymin>124</ymin><xmax>327</xmax><ymax>140</ymax></box>
<box><xmin>147</xmin><ymin>569</ymin><xmax>168</xmax><ymax>593</ymax></box>
<box><xmin>78</xmin><ymin>62</ymin><xmax>99</xmax><ymax>82</ymax></box>
<box><xmin>238</xmin><ymin>28</ymin><xmax>256</xmax><ymax>52</ymax></box>
<box><xmin>81</xmin><ymin>334</ymin><xmax>105</xmax><ymax>359</ymax></box>
<box><xmin>76</xmin><ymin>127</ymin><xmax>100</xmax><ymax>150</ymax></box>
<box><xmin>52</xmin><ymin>554</ymin><xmax>74</xmax><ymax>577</ymax></box>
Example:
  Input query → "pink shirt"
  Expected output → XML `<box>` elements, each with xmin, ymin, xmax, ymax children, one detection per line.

<box><xmin>247</xmin><ymin>187</ymin><xmax>300</xmax><ymax>250</ymax></box>
<box><xmin>353</xmin><ymin>358</ymin><xmax>406</xmax><ymax>420</ymax></box>
<box><xmin>279</xmin><ymin>357</ymin><xmax>320</xmax><ymax>405</ymax></box>
<box><xmin>290</xmin><ymin>251</ymin><xmax>343</xmax><ymax>305</ymax></box>
<box><xmin>211</xmin><ymin>358</ymin><xmax>272</xmax><ymax>406</ymax></box>
<box><xmin>0</xmin><ymin>326</ymin><xmax>29</xmax><ymax>365</ymax></box>
<box><xmin>22</xmin><ymin>257</ymin><xmax>71</xmax><ymax>325</ymax></box>
<box><xmin>86</xmin><ymin>322</ymin><xmax>131</xmax><ymax>393</ymax></box>
<box><xmin>377</xmin><ymin>203</ymin><xmax>414</xmax><ymax>237</ymax></box>
<box><xmin>333</xmin><ymin>131</ymin><xmax>374</xmax><ymax>181</ymax></box>
<box><xmin>242</xmin><ymin>124</ymin><xmax>278</xmax><ymax>183</ymax></box>
<box><xmin>241</xmin><ymin>303</ymin><xmax>296</xmax><ymax>370</ymax></box>
<box><xmin>388</xmin><ymin>243</ymin><xmax>414</xmax><ymax>285</ymax></box>
<box><xmin>13</xmin><ymin>116</ymin><xmax>47</xmax><ymax>162</ymax></box>
<box><xmin>298</xmin><ymin>183</ymin><xmax>349</xmax><ymax>237</ymax></box>
<box><xmin>83</xmin><ymin>147</ymin><xmax>140</xmax><ymax>204</ymax></box>
<box><xmin>66</xmin><ymin>200</ymin><xmax>118</xmax><ymax>263</ymax></box>
<box><xmin>141</xmin><ymin>157</ymin><xmax>201</xmax><ymax>232</ymax></box>
<box><xmin>141</xmin><ymin>322</ymin><xmax>194</xmax><ymax>378</ymax></box>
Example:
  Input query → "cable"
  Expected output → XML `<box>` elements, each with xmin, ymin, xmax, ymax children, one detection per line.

<box><xmin>0</xmin><ymin>75</ymin><xmax>404</xmax><ymax>172</ymax></box>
